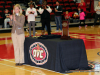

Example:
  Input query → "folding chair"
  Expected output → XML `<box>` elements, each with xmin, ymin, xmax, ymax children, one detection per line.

<box><xmin>5</xmin><ymin>5</ymin><xmax>12</xmax><ymax>10</ymax></box>
<box><xmin>72</xmin><ymin>7</ymin><xmax>78</xmax><ymax>12</ymax></box>
<box><xmin>47</xmin><ymin>0</ymin><xmax>53</xmax><ymax>4</ymax></box>
<box><xmin>66</xmin><ymin>7</ymin><xmax>72</xmax><ymax>12</ymax></box>
<box><xmin>50</xmin><ymin>13</ymin><xmax>55</xmax><ymax>21</ymax></box>
<box><xmin>0</xmin><ymin>1</ymin><xmax>5</xmax><ymax>6</ymax></box>
<box><xmin>0</xmin><ymin>6</ymin><xmax>4</xmax><ymax>11</ymax></box>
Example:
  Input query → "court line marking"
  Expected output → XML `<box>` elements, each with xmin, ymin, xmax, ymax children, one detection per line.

<box><xmin>0</xmin><ymin>59</ymin><xmax>68</xmax><ymax>75</ymax></box>
<box><xmin>0</xmin><ymin>62</ymin><xmax>46</xmax><ymax>75</ymax></box>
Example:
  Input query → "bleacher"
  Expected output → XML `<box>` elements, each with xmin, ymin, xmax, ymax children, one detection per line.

<box><xmin>0</xmin><ymin>0</ymin><xmax>96</xmax><ymax>24</ymax></box>
<box><xmin>0</xmin><ymin>0</ymin><xmax>98</xmax><ymax>33</ymax></box>
<box><xmin>42</xmin><ymin>0</ymin><xmax>96</xmax><ymax>21</ymax></box>
<box><xmin>0</xmin><ymin>1</ymin><xmax>13</xmax><ymax>25</ymax></box>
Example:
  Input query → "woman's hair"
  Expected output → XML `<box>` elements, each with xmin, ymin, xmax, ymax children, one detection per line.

<box><xmin>13</xmin><ymin>4</ymin><xmax>22</xmax><ymax>16</ymax></box>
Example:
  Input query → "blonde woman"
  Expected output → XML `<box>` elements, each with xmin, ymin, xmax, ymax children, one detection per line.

<box><xmin>9</xmin><ymin>4</ymin><xmax>25</xmax><ymax>66</ymax></box>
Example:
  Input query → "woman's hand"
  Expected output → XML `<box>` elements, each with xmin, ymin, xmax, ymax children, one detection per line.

<box><xmin>9</xmin><ymin>15</ymin><xmax>12</xmax><ymax>20</ymax></box>
<box><xmin>14</xmin><ymin>15</ymin><xmax>16</xmax><ymax>21</ymax></box>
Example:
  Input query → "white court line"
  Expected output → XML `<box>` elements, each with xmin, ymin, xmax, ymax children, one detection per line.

<box><xmin>1</xmin><ymin>59</ymin><xmax>68</xmax><ymax>75</ymax></box>
<box><xmin>0</xmin><ymin>62</ymin><xmax>46</xmax><ymax>75</ymax></box>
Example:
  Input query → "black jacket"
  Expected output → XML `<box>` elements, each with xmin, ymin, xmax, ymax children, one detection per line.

<box><xmin>40</xmin><ymin>6</ymin><xmax>50</xmax><ymax>20</ymax></box>
<box><xmin>55</xmin><ymin>5</ymin><xmax>62</xmax><ymax>16</ymax></box>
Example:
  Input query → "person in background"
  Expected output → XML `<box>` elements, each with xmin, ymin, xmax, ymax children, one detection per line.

<box><xmin>3</xmin><ymin>9</ymin><xmax>10</xmax><ymax>28</ymax></box>
<box><xmin>93</xmin><ymin>1</ymin><xmax>100</xmax><ymax>27</ymax></box>
<box><xmin>26</xmin><ymin>4</ymin><xmax>37</xmax><ymax>37</ymax></box>
<box><xmin>55</xmin><ymin>1</ymin><xmax>62</xmax><ymax>32</ymax></box>
<box><xmin>39</xmin><ymin>0</ymin><xmax>43</xmax><ymax>5</ymax></box>
<box><xmin>9</xmin><ymin>4</ymin><xmax>25</xmax><ymax>66</ymax></box>
<box><xmin>65</xmin><ymin>11</ymin><xmax>70</xmax><ymax>20</ymax></box>
<box><xmin>28</xmin><ymin>0</ymin><xmax>38</xmax><ymax>8</ymax></box>
<box><xmin>73</xmin><ymin>11</ymin><xmax>79</xmax><ymax>22</ymax></box>
<box><xmin>38</xmin><ymin>1</ymin><xmax>52</xmax><ymax>35</ymax></box>
<box><xmin>78</xmin><ymin>0</ymin><xmax>86</xmax><ymax>13</ymax></box>
<box><xmin>78</xmin><ymin>8</ymin><xmax>81</xmax><ymax>15</ymax></box>
<box><xmin>79</xmin><ymin>9</ymin><xmax>86</xmax><ymax>29</ymax></box>
<box><xmin>74</xmin><ymin>8</ymin><xmax>81</xmax><ymax>22</ymax></box>
<box><xmin>45</xmin><ymin>24</ymin><xmax>51</xmax><ymax>32</ymax></box>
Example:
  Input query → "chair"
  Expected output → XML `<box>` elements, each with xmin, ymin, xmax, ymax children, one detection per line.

<box><xmin>71</xmin><ymin>4</ymin><xmax>76</xmax><ymax>7</ymax></box>
<box><xmin>58</xmin><ymin>0</ymin><xmax>64</xmax><ymax>4</ymax></box>
<box><xmin>37</xmin><ymin>4</ymin><xmax>41</xmax><ymax>7</ymax></box>
<box><xmin>65</xmin><ymin>4</ymin><xmax>70</xmax><ymax>7</ymax></box>
<box><xmin>0</xmin><ymin>11</ymin><xmax>3</xmax><ymax>15</ymax></box>
<box><xmin>62</xmin><ymin>14</ymin><xmax>65</xmax><ymax>20</ymax></box>
<box><xmin>0</xmin><ymin>15</ymin><xmax>3</xmax><ymax>25</ymax></box>
<box><xmin>66</xmin><ymin>7</ymin><xmax>72</xmax><ymax>12</ymax></box>
<box><xmin>47</xmin><ymin>0</ymin><xmax>53</xmax><ymax>4</ymax></box>
<box><xmin>50</xmin><ymin>13</ymin><xmax>55</xmax><ymax>21</ymax></box>
<box><xmin>86</xmin><ymin>7</ymin><xmax>90</xmax><ymax>12</ymax></box>
<box><xmin>72</xmin><ymin>7</ymin><xmax>78</xmax><ymax>12</ymax></box>
<box><xmin>53</xmin><ymin>4</ymin><xmax>56</xmax><ymax>8</ymax></box>
<box><xmin>69</xmin><ymin>12</ymin><xmax>74</xmax><ymax>18</ymax></box>
<box><xmin>70</xmin><ymin>3</ymin><xmax>76</xmax><ymax>7</ymax></box>
<box><xmin>86</xmin><ymin>12</ymin><xmax>92</xmax><ymax>19</ymax></box>
<box><xmin>5</xmin><ymin>5</ymin><xmax>12</xmax><ymax>10</ymax></box>
<box><xmin>60</xmin><ymin>4</ymin><xmax>64</xmax><ymax>8</ymax></box>
<box><xmin>6</xmin><ymin>1</ymin><xmax>13</xmax><ymax>6</ymax></box>
<box><xmin>48</xmin><ymin>4</ymin><xmax>53</xmax><ymax>6</ymax></box>
<box><xmin>92</xmin><ymin>12</ymin><xmax>96</xmax><ymax>18</ymax></box>
<box><xmin>48</xmin><ymin>4</ymin><xmax>53</xmax><ymax>8</ymax></box>
<box><xmin>63</xmin><ymin>8</ymin><xmax>66</xmax><ymax>12</ymax></box>
<box><xmin>0</xmin><ymin>6</ymin><xmax>4</xmax><ymax>11</ymax></box>
<box><xmin>0</xmin><ymin>1</ymin><xmax>5</xmax><ymax>6</ymax></box>
<box><xmin>64</xmin><ymin>1</ymin><xmax>69</xmax><ymax>3</ymax></box>
<box><xmin>52</xmin><ymin>9</ymin><xmax>55</xmax><ymax>13</ymax></box>
<box><xmin>58</xmin><ymin>0</ymin><xmax>63</xmax><ymax>1</ymax></box>
<box><xmin>63</xmin><ymin>0</ymin><xmax>69</xmax><ymax>1</ymax></box>
<box><xmin>22</xmin><ymin>10</ymin><xmax>25</xmax><ymax>15</ymax></box>
<box><xmin>63</xmin><ymin>0</ymin><xmax>69</xmax><ymax>2</ymax></box>
<box><xmin>69</xmin><ymin>0</ymin><xmax>75</xmax><ymax>3</ymax></box>
<box><xmin>53</xmin><ymin>0</ymin><xmax>57</xmax><ymax>4</ymax></box>
<box><xmin>76</xmin><ymin>3</ymin><xmax>79</xmax><ymax>7</ymax></box>
<box><xmin>86</xmin><ymin>2</ymin><xmax>90</xmax><ymax>12</ymax></box>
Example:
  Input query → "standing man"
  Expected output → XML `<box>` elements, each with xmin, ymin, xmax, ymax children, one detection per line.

<box><xmin>55</xmin><ymin>1</ymin><xmax>63</xmax><ymax>32</ymax></box>
<box><xmin>26</xmin><ymin>4</ymin><xmax>37</xmax><ymax>37</ymax></box>
<box><xmin>38</xmin><ymin>1</ymin><xmax>52</xmax><ymax>35</ymax></box>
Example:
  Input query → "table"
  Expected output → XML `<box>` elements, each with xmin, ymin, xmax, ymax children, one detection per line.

<box><xmin>24</xmin><ymin>37</ymin><xmax>90</xmax><ymax>73</ymax></box>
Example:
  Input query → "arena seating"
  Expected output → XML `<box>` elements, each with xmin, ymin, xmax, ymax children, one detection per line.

<box><xmin>0</xmin><ymin>0</ymin><xmax>95</xmax><ymax>25</ymax></box>
<box><xmin>0</xmin><ymin>0</ymin><xmax>27</xmax><ymax>25</ymax></box>
<box><xmin>44</xmin><ymin>0</ymin><xmax>95</xmax><ymax>20</ymax></box>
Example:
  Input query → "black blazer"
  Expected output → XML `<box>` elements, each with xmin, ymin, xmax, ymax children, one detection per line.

<box><xmin>55</xmin><ymin>5</ymin><xmax>62</xmax><ymax>16</ymax></box>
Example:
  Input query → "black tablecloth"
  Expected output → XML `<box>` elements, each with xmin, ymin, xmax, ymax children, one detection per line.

<box><xmin>24</xmin><ymin>37</ymin><xmax>90</xmax><ymax>73</ymax></box>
